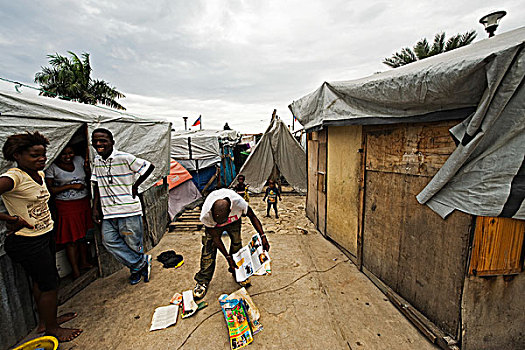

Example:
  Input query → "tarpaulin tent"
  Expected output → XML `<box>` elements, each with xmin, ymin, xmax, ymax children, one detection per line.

<box><xmin>0</xmin><ymin>91</ymin><xmax>171</xmax><ymax>190</ymax></box>
<box><xmin>170</xmin><ymin>129</ymin><xmax>240</xmax><ymax>191</ymax></box>
<box><xmin>0</xmin><ymin>88</ymin><xmax>171</xmax><ymax>348</ymax></box>
<box><xmin>156</xmin><ymin>159</ymin><xmax>202</xmax><ymax>220</ymax></box>
<box><xmin>235</xmin><ymin>117</ymin><xmax>306</xmax><ymax>194</ymax></box>
<box><xmin>290</xmin><ymin>27</ymin><xmax>525</xmax><ymax>220</ymax></box>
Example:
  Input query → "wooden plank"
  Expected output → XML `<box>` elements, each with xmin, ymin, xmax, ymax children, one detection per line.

<box><xmin>363</xmin><ymin>171</ymin><xmax>472</xmax><ymax>337</ymax></box>
<box><xmin>363</xmin><ymin>267</ymin><xmax>460</xmax><ymax>350</ymax></box>
<box><xmin>306</xmin><ymin>138</ymin><xmax>318</xmax><ymax>226</ymax></box>
<box><xmin>469</xmin><ymin>217</ymin><xmax>525</xmax><ymax>276</ymax></box>
<box><xmin>365</xmin><ymin>121</ymin><xmax>460</xmax><ymax>177</ymax></box>
<box><xmin>57</xmin><ymin>267</ymin><xmax>98</xmax><ymax>305</ymax></box>
<box><xmin>317</xmin><ymin>129</ymin><xmax>327</xmax><ymax>234</ymax></box>
<box><xmin>357</xmin><ymin>130</ymin><xmax>366</xmax><ymax>270</ymax></box>
<box><xmin>325</xmin><ymin>125</ymin><xmax>362</xmax><ymax>258</ymax></box>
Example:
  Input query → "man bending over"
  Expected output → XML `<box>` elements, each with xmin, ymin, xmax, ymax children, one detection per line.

<box><xmin>193</xmin><ymin>188</ymin><xmax>269</xmax><ymax>300</ymax></box>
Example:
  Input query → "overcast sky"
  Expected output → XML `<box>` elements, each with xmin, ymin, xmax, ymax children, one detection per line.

<box><xmin>0</xmin><ymin>0</ymin><xmax>523</xmax><ymax>133</ymax></box>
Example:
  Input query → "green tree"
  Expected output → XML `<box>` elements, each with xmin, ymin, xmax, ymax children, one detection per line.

<box><xmin>34</xmin><ymin>51</ymin><xmax>126</xmax><ymax>110</ymax></box>
<box><xmin>383</xmin><ymin>30</ymin><xmax>477</xmax><ymax>68</ymax></box>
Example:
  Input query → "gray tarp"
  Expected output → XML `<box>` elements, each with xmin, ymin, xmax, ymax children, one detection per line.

<box><xmin>289</xmin><ymin>27</ymin><xmax>525</xmax><ymax>219</ymax></box>
<box><xmin>236</xmin><ymin>117</ymin><xmax>306</xmax><ymax>194</ymax></box>
<box><xmin>0</xmin><ymin>91</ymin><xmax>172</xmax><ymax>192</ymax></box>
<box><xmin>170</xmin><ymin>129</ymin><xmax>240</xmax><ymax>171</ymax></box>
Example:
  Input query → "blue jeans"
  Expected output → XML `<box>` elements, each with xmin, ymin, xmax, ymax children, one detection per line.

<box><xmin>101</xmin><ymin>215</ymin><xmax>146</xmax><ymax>273</ymax></box>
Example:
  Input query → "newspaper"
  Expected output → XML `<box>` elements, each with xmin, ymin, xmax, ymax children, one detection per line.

<box><xmin>219</xmin><ymin>295</ymin><xmax>254</xmax><ymax>350</ymax></box>
<box><xmin>150</xmin><ymin>305</ymin><xmax>179</xmax><ymax>331</ymax></box>
<box><xmin>232</xmin><ymin>234</ymin><xmax>270</xmax><ymax>282</ymax></box>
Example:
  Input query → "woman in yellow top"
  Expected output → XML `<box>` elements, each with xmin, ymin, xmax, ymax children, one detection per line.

<box><xmin>0</xmin><ymin>132</ymin><xmax>82</xmax><ymax>342</ymax></box>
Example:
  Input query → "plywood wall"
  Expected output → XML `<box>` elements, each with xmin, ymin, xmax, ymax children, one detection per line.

<box><xmin>362</xmin><ymin>121</ymin><xmax>472</xmax><ymax>337</ymax></box>
<box><xmin>326</xmin><ymin>125</ymin><xmax>362</xmax><ymax>257</ymax></box>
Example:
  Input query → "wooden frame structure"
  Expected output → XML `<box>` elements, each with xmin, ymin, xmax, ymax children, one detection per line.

<box><xmin>306</xmin><ymin>121</ymin><xmax>525</xmax><ymax>349</ymax></box>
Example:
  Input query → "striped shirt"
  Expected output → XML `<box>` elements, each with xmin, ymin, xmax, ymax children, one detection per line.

<box><xmin>91</xmin><ymin>149</ymin><xmax>151</xmax><ymax>219</ymax></box>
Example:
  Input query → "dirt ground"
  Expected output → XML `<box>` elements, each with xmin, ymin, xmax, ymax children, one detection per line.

<box><xmin>48</xmin><ymin>194</ymin><xmax>436</xmax><ymax>349</ymax></box>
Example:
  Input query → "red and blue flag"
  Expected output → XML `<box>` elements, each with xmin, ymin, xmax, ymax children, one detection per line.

<box><xmin>192</xmin><ymin>116</ymin><xmax>201</xmax><ymax>127</ymax></box>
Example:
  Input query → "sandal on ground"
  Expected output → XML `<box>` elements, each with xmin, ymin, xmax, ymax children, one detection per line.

<box><xmin>238</xmin><ymin>278</ymin><xmax>251</xmax><ymax>288</ymax></box>
<box><xmin>193</xmin><ymin>282</ymin><xmax>208</xmax><ymax>300</ymax></box>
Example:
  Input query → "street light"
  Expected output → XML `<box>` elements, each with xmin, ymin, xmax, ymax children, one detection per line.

<box><xmin>479</xmin><ymin>10</ymin><xmax>506</xmax><ymax>38</ymax></box>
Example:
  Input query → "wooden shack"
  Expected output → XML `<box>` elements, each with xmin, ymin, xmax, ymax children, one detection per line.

<box><xmin>293</xmin><ymin>28</ymin><xmax>525</xmax><ymax>349</ymax></box>
<box><xmin>0</xmin><ymin>90</ymin><xmax>171</xmax><ymax>349</ymax></box>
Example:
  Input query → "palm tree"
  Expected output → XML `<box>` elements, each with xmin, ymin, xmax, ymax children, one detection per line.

<box><xmin>383</xmin><ymin>30</ymin><xmax>477</xmax><ymax>68</ymax></box>
<box><xmin>34</xmin><ymin>51</ymin><xmax>126</xmax><ymax>110</ymax></box>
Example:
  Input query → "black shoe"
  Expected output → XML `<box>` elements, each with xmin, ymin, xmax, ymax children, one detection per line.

<box><xmin>157</xmin><ymin>251</ymin><xmax>184</xmax><ymax>268</ymax></box>
<box><xmin>129</xmin><ymin>272</ymin><xmax>142</xmax><ymax>285</ymax></box>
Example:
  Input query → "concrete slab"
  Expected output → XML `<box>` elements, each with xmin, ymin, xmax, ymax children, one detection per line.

<box><xmin>55</xmin><ymin>195</ymin><xmax>437</xmax><ymax>350</ymax></box>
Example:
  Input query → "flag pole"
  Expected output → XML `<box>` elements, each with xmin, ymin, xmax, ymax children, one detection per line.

<box><xmin>199</xmin><ymin>115</ymin><xmax>202</xmax><ymax>130</ymax></box>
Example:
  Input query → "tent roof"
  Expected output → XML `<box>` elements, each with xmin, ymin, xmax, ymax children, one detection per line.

<box><xmin>290</xmin><ymin>27</ymin><xmax>525</xmax><ymax>131</ymax></box>
<box><xmin>290</xmin><ymin>27</ymin><xmax>525</xmax><ymax>221</ymax></box>
<box><xmin>0</xmin><ymin>90</ymin><xmax>171</xmax><ymax>191</ymax></box>
<box><xmin>170</xmin><ymin>129</ymin><xmax>240</xmax><ymax>162</ymax></box>
<box><xmin>235</xmin><ymin>117</ymin><xmax>306</xmax><ymax>194</ymax></box>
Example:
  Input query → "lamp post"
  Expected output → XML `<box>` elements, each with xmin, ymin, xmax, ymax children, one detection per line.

<box><xmin>183</xmin><ymin>116</ymin><xmax>188</xmax><ymax>130</ymax></box>
<box><xmin>479</xmin><ymin>11</ymin><xmax>506</xmax><ymax>38</ymax></box>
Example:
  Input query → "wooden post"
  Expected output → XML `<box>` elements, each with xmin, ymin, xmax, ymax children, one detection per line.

<box><xmin>356</xmin><ymin>130</ymin><xmax>367</xmax><ymax>271</ymax></box>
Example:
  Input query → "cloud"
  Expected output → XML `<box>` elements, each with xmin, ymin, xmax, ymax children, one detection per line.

<box><xmin>0</xmin><ymin>0</ymin><xmax>524</xmax><ymax>133</ymax></box>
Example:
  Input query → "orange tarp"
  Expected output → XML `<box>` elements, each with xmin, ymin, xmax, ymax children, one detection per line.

<box><xmin>156</xmin><ymin>159</ymin><xmax>193</xmax><ymax>190</ymax></box>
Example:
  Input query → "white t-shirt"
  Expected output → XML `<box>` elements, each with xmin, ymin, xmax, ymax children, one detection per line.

<box><xmin>200</xmin><ymin>189</ymin><xmax>249</xmax><ymax>228</ymax></box>
<box><xmin>45</xmin><ymin>156</ymin><xmax>89</xmax><ymax>201</ymax></box>
<box><xmin>91</xmin><ymin>149</ymin><xmax>151</xmax><ymax>219</ymax></box>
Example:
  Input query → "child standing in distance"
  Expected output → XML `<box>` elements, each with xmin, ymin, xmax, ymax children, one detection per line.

<box><xmin>262</xmin><ymin>180</ymin><xmax>281</xmax><ymax>218</ymax></box>
<box><xmin>233</xmin><ymin>174</ymin><xmax>249</xmax><ymax>202</ymax></box>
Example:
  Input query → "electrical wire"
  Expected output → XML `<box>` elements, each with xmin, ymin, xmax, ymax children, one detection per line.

<box><xmin>0</xmin><ymin>76</ymin><xmax>140</xmax><ymax>118</ymax></box>
<box><xmin>176</xmin><ymin>259</ymin><xmax>350</xmax><ymax>349</ymax></box>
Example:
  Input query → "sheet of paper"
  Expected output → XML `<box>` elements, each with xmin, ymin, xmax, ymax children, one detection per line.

<box><xmin>233</xmin><ymin>246</ymin><xmax>252</xmax><ymax>282</ymax></box>
<box><xmin>150</xmin><ymin>305</ymin><xmax>179</xmax><ymax>331</ymax></box>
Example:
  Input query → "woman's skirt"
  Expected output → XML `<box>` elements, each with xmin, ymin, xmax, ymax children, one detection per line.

<box><xmin>55</xmin><ymin>197</ymin><xmax>93</xmax><ymax>244</ymax></box>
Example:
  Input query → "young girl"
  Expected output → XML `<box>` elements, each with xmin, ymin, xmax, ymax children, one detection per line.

<box><xmin>0</xmin><ymin>132</ymin><xmax>82</xmax><ymax>342</ymax></box>
<box><xmin>45</xmin><ymin>144</ymin><xmax>93</xmax><ymax>279</ymax></box>
<box><xmin>262</xmin><ymin>180</ymin><xmax>282</xmax><ymax>218</ymax></box>
<box><xmin>233</xmin><ymin>174</ymin><xmax>249</xmax><ymax>201</ymax></box>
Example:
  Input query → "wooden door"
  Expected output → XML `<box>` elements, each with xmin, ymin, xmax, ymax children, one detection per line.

<box><xmin>361</xmin><ymin>121</ymin><xmax>473</xmax><ymax>338</ymax></box>
<box><xmin>317</xmin><ymin>129</ymin><xmax>327</xmax><ymax>234</ymax></box>
<box><xmin>306</xmin><ymin>132</ymin><xmax>318</xmax><ymax>226</ymax></box>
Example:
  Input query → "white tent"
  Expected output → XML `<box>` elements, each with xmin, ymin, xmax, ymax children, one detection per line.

<box><xmin>290</xmin><ymin>27</ymin><xmax>525</xmax><ymax>220</ymax></box>
<box><xmin>170</xmin><ymin>129</ymin><xmax>239</xmax><ymax>171</ymax></box>
<box><xmin>0</xmin><ymin>90</ymin><xmax>171</xmax><ymax>191</ymax></box>
<box><xmin>235</xmin><ymin>117</ymin><xmax>306</xmax><ymax>194</ymax></box>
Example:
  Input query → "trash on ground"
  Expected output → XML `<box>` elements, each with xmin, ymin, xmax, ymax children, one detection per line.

<box><xmin>219</xmin><ymin>294</ymin><xmax>254</xmax><ymax>350</ymax></box>
<box><xmin>227</xmin><ymin>287</ymin><xmax>263</xmax><ymax>335</ymax></box>
<box><xmin>197</xmin><ymin>301</ymin><xmax>208</xmax><ymax>311</ymax></box>
<box><xmin>170</xmin><ymin>292</ymin><xmax>183</xmax><ymax>305</ymax></box>
<box><xmin>157</xmin><ymin>250</ymin><xmax>184</xmax><ymax>268</ymax></box>
<box><xmin>296</xmin><ymin>226</ymin><xmax>309</xmax><ymax>234</ymax></box>
<box><xmin>181</xmin><ymin>289</ymin><xmax>199</xmax><ymax>318</ymax></box>
<box><xmin>150</xmin><ymin>305</ymin><xmax>179</xmax><ymax>331</ymax></box>
<box><xmin>232</xmin><ymin>233</ymin><xmax>271</xmax><ymax>282</ymax></box>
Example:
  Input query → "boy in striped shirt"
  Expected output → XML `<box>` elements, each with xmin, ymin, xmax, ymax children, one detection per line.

<box><xmin>91</xmin><ymin>128</ymin><xmax>155</xmax><ymax>285</ymax></box>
